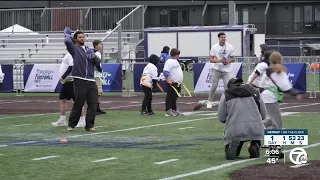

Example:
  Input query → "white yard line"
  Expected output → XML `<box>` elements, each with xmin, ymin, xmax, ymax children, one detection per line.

<box><xmin>92</xmin><ymin>157</ymin><xmax>118</xmax><ymax>162</ymax></box>
<box><xmin>66</xmin><ymin>117</ymin><xmax>216</xmax><ymax>139</ymax></box>
<box><xmin>32</xmin><ymin>156</ymin><xmax>59</xmax><ymax>161</ymax></box>
<box><xmin>290</xmin><ymin>164</ymin><xmax>310</xmax><ymax>168</ymax></box>
<box><xmin>159</xmin><ymin>142</ymin><xmax>320</xmax><ymax>180</ymax></box>
<box><xmin>0</xmin><ymin>145</ymin><xmax>8</xmax><ymax>148</ymax></box>
<box><xmin>12</xmin><ymin>124</ymin><xmax>31</xmax><ymax>127</ymax></box>
<box><xmin>179</xmin><ymin>127</ymin><xmax>194</xmax><ymax>130</ymax></box>
<box><xmin>12</xmin><ymin>141</ymin><xmax>37</xmax><ymax>145</ymax></box>
<box><xmin>7</xmin><ymin>117</ymin><xmax>216</xmax><ymax>146</ymax></box>
<box><xmin>280</xmin><ymin>103</ymin><xmax>320</xmax><ymax>110</ymax></box>
<box><xmin>0</xmin><ymin>154</ymin><xmax>4</xmax><ymax>155</ymax></box>
<box><xmin>94</xmin><ymin>126</ymin><xmax>105</xmax><ymax>128</ymax></box>
<box><xmin>154</xmin><ymin>159</ymin><xmax>179</xmax><ymax>165</ymax></box>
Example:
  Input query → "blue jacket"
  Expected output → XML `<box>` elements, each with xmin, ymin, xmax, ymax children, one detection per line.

<box><xmin>64</xmin><ymin>34</ymin><xmax>97</xmax><ymax>82</ymax></box>
<box><xmin>160</xmin><ymin>53</ymin><xmax>170</xmax><ymax>63</ymax></box>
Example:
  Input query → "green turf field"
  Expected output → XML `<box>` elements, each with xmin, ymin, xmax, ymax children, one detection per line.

<box><xmin>0</xmin><ymin>111</ymin><xmax>319</xmax><ymax>180</ymax></box>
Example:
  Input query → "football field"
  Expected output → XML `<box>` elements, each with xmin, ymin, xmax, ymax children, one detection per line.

<box><xmin>0</xmin><ymin>93</ymin><xmax>319</xmax><ymax>180</ymax></box>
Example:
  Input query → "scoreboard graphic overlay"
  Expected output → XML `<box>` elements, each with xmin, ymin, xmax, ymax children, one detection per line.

<box><xmin>263</xmin><ymin>129</ymin><xmax>308</xmax><ymax>164</ymax></box>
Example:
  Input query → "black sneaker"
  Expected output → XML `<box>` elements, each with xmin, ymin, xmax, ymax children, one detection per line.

<box><xmin>140</xmin><ymin>111</ymin><xmax>148</xmax><ymax>115</ymax></box>
<box><xmin>248</xmin><ymin>142</ymin><xmax>260</xmax><ymax>158</ymax></box>
<box><xmin>147</xmin><ymin>111</ymin><xmax>156</xmax><ymax>115</ymax></box>
<box><xmin>226</xmin><ymin>140</ymin><xmax>240</xmax><ymax>160</ymax></box>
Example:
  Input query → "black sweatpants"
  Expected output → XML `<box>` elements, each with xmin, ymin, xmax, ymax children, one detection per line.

<box><xmin>165</xmin><ymin>82</ymin><xmax>181</xmax><ymax>111</ymax></box>
<box><xmin>141</xmin><ymin>85</ymin><xmax>153</xmax><ymax>112</ymax></box>
<box><xmin>225</xmin><ymin>140</ymin><xmax>261</xmax><ymax>156</ymax></box>
<box><xmin>68</xmin><ymin>78</ymin><xmax>98</xmax><ymax>129</ymax></box>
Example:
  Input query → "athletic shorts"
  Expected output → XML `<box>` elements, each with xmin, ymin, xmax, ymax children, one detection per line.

<box><xmin>95</xmin><ymin>77</ymin><xmax>103</xmax><ymax>96</ymax></box>
<box><xmin>59</xmin><ymin>81</ymin><xmax>75</xmax><ymax>100</ymax></box>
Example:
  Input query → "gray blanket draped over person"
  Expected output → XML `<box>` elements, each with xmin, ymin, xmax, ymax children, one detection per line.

<box><xmin>217</xmin><ymin>78</ymin><xmax>267</xmax><ymax>160</ymax></box>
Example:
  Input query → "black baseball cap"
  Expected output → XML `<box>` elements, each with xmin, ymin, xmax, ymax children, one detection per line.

<box><xmin>227</xmin><ymin>77</ymin><xmax>243</xmax><ymax>88</ymax></box>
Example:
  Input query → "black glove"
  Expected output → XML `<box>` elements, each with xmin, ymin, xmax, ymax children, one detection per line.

<box><xmin>95</xmin><ymin>63</ymin><xmax>102</xmax><ymax>73</ymax></box>
<box><xmin>152</xmin><ymin>79</ymin><xmax>158</xmax><ymax>89</ymax></box>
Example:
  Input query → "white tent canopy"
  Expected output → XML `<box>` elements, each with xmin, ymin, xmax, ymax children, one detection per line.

<box><xmin>0</xmin><ymin>24</ymin><xmax>39</xmax><ymax>34</ymax></box>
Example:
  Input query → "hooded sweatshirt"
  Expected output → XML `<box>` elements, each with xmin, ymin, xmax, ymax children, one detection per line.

<box><xmin>64</xmin><ymin>34</ymin><xmax>101</xmax><ymax>82</ymax></box>
<box><xmin>217</xmin><ymin>84</ymin><xmax>267</xmax><ymax>145</ymax></box>
<box><xmin>140</xmin><ymin>54</ymin><xmax>159</xmax><ymax>88</ymax></box>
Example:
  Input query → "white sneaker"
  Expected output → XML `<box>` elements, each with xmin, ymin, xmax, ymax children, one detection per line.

<box><xmin>211</xmin><ymin>101</ymin><xmax>220</xmax><ymax>107</ymax></box>
<box><xmin>76</xmin><ymin>118</ymin><xmax>86</xmax><ymax>127</ymax></box>
<box><xmin>52</xmin><ymin>119</ymin><xmax>67</xmax><ymax>127</ymax></box>
<box><xmin>207</xmin><ymin>101</ymin><xmax>219</xmax><ymax>108</ymax></box>
<box><xmin>206</xmin><ymin>101</ymin><xmax>213</xmax><ymax>109</ymax></box>
<box><xmin>165</xmin><ymin>109</ymin><xmax>178</xmax><ymax>116</ymax></box>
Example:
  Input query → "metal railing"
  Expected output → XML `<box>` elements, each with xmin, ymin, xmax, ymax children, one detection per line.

<box><xmin>0</xmin><ymin>6</ymin><xmax>139</xmax><ymax>32</ymax></box>
<box><xmin>10</xmin><ymin>56</ymin><xmax>320</xmax><ymax>98</ymax></box>
<box><xmin>100</xmin><ymin>5</ymin><xmax>144</xmax><ymax>63</ymax></box>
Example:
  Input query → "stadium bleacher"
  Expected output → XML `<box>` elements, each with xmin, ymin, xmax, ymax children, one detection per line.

<box><xmin>0</xmin><ymin>28</ymin><xmax>140</xmax><ymax>64</ymax></box>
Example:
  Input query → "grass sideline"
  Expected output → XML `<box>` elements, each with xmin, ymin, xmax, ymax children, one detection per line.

<box><xmin>0</xmin><ymin>111</ymin><xmax>319</xmax><ymax>180</ymax></box>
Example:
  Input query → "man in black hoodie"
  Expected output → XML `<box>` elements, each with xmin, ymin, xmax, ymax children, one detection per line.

<box><xmin>218</xmin><ymin>78</ymin><xmax>267</xmax><ymax>160</ymax></box>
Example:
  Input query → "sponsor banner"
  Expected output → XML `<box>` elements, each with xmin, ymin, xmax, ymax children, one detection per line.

<box><xmin>0</xmin><ymin>64</ymin><xmax>14</xmax><ymax>92</ymax></box>
<box><xmin>23</xmin><ymin>63</ymin><xmax>123</xmax><ymax>92</ymax></box>
<box><xmin>193</xmin><ymin>63</ymin><xmax>243</xmax><ymax>93</ymax></box>
<box><xmin>133</xmin><ymin>63</ymin><xmax>168</xmax><ymax>92</ymax></box>
<box><xmin>101</xmin><ymin>63</ymin><xmax>123</xmax><ymax>92</ymax></box>
<box><xmin>23</xmin><ymin>64</ymin><xmax>61</xmax><ymax>92</ymax></box>
<box><xmin>193</xmin><ymin>63</ymin><xmax>307</xmax><ymax>93</ymax></box>
<box><xmin>283</xmin><ymin>63</ymin><xmax>306</xmax><ymax>93</ymax></box>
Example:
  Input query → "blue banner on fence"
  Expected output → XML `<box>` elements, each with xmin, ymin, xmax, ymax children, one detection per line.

<box><xmin>133</xmin><ymin>63</ymin><xmax>168</xmax><ymax>92</ymax></box>
<box><xmin>0</xmin><ymin>64</ymin><xmax>14</xmax><ymax>92</ymax></box>
<box><xmin>23</xmin><ymin>63</ymin><xmax>123</xmax><ymax>92</ymax></box>
<box><xmin>101</xmin><ymin>63</ymin><xmax>123</xmax><ymax>92</ymax></box>
<box><xmin>193</xmin><ymin>63</ymin><xmax>243</xmax><ymax>93</ymax></box>
<box><xmin>283</xmin><ymin>63</ymin><xmax>307</xmax><ymax>93</ymax></box>
<box><xmin>23</xmin><ymin>64</ymin><xmax>61</xmax><ymax>92</ymax></box>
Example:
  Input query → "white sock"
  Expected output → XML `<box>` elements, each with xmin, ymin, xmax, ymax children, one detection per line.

<box><xmin>80</xmin><ymin>116</ymin><xmax>85</xmax><ymax>122</ymax></box>
<box><xmin>59</xmin><ymin>115</ymin><xmax>66</xmax><ymax>121</ymax></box>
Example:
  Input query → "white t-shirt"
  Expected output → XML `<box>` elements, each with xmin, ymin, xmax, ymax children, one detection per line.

<box><xmin>247</xmin><ymin>62</ymin><xmax>269</xmax><ymax>87</ymax></box>
<box><xmin>260</xmin><ymin>71</ymin><xmax>292</xmax><ymax>103</ymax></box>
<box><xmin>94</xmin><ymin>51</ymin><xmax>103</xmax><ymax>78</ymax></box>
<box><xmin>140</xmin><ymin>63</ymin><xmax>158</xmax><ymax>88</ymax></box>
<box><xmin>210</xmin><ymin>42</ymin><xmax>235</xmax><ymax>72</ymax></box>
<box><xmin>163</xmin><ymin>58</ymin><xmax>183</xmax><ymax>83</ymax></box>
<box><xmin>59</xmin><ymin>53</ymin><xmax>74</xmax><ymax>82</ymax></box>
<box><xmin>0</xmin><ymin>65</ymin><xmax>4</xmax><ymax>83</ymax></box>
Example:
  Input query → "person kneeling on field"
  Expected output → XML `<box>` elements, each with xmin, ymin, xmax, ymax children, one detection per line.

<box><xmin>217</xmin><ymin>78</ymin><xmax>267</xmax><ymax>160</ymax></box>
<box><xmin>140</xmin><ymin>54</ymin><xmax>160</xmax><ymax>115</ymax></box>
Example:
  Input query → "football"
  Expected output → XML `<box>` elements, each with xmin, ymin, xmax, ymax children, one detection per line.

<box><xmin>193</xmin><ymin>102</ymin><xmax>203</xmax><ymax>111</ymax></box>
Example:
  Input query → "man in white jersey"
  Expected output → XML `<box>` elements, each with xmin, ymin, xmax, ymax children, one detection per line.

<box><xmin>196</xmin><ymin>32</ymin><xmax>235</xmax><ymax>109</ymax></box>
<box><xmin>163</xmin><ymin>48</ymin><xmax>184</xmax><ymax>116</ymax></box>
<box><xmin>92</xmin><ymin>40</ymin><xmax>106</xmax><ymax>115</ymax></box>
<box><xmin>51</xmin><ymin>50</ymin><xmax>86</xmax><ymax>127</ymax></box>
